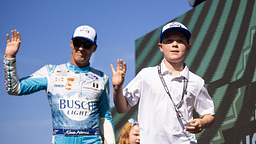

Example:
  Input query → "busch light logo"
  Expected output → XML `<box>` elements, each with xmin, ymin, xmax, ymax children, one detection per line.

<box><xmin>59</xmin><ymin>91</ymin><xmax>95</xmax><ymax>121</ymax></box>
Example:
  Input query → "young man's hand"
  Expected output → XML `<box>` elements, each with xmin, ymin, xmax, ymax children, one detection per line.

<box><xmin>5</xmin><ymin>30</ymin><xmax>21</xmax><ymax>58</ymax></box>
<box><xmin>185</xmin><ymin>118</ymin><xmax>205</xmax><ymax>134</ymax></box>
<box><xmin>110</xmin><ymin>59</ymin><xmax>127</xmax><ymax>89</ymax></box>
<box><xmin>186</xmin><ymin>114</ymin><xmax>215</xmax><ymax>134</ymax></box>
<box><xmin>110</xmin><ymin>59</ymin><xmax>131</xmax><ymax>113</ymax></box>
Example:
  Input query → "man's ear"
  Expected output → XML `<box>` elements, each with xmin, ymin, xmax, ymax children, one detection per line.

<box><xmin>158</xmin><ymin>43</ymin><xmax>163</xmax><ymax>52</ymax></box>
<box><xmin>92</xmin><ymin>44</ymin><xmax>97</xmax><ymax>52</ymax></box>
<box><xmin>70</xmin><ymin>40</ymin><xmax>74</xmax><ymax>49</ymax></box>
<box><xmin>186</xmin><ymin>43</ymin><xmax>192</xmax><ymax>52</ymax></box>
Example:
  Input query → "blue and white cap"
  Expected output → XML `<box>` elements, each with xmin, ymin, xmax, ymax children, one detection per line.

<box><xmin>160</xmin><ymin>22</ymin><xmax>191</xmax><ymax>43</ymax></box>
<box><xmin>72</xmin><ymin>25</ymin><xmax>97</xmax><ymax>44</ymax></box>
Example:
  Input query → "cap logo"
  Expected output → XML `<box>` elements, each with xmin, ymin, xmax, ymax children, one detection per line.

<box><xmin>169</xmin><ymin>22</ymin><xmax>187</xmax><ymax>29</ymax></box>
<box><xmin>80</xmin><ymin>27</ymin><xmax>90</xmax><ymax>33</ymax></box>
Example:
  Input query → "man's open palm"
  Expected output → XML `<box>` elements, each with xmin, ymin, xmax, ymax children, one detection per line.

<box><xmin>5</xmin><ymin>30</ymin><xmax>21</xmax><ymax>58</ymax></box>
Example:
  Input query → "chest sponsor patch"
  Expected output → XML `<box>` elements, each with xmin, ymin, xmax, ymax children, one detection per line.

<box><xmin>59</xmin><ymin>91</ymin><xmax>95</xmax><ymax>121</ymax></box>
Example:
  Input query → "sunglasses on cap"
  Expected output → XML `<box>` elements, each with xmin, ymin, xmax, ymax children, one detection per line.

<box><xmin>72</xmin><ymin>38</ymin><xmax>94</xmax><ymax>49</ymax></box>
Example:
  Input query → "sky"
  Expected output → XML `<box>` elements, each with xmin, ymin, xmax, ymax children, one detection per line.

<box><xmin>0</xmin><ymin>0</ymin><xmax>192</xmax><ymax>143</ymax></box>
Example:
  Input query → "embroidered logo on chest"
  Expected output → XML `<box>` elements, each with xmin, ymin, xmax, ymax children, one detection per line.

<box><xmin>58</xmin><ymin>91</ymin><xmax>95</xmax><ymax>121</ymax></box>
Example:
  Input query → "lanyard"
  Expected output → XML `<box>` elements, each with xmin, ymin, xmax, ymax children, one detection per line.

<box><xmin>157</xmin><ymin>64</ymin><xmax>189</xmax><ymax>125</ymax></box>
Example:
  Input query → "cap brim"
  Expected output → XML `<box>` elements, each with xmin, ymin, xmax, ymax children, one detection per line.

<box><xmin>160</xmin><ymin>27</ymin><xmax>191</xmax><ymax>43</ymax></box>
<box><xmin>72</xmin><ymin>36</ymin><xmax>95</xmax><ymax>44</ymax></box>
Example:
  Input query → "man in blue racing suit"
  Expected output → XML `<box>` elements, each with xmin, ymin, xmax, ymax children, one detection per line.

<box><xmin>4</xmin><ymin>25</ymin><xmax>115</xmax><ymax>144</ymax></box>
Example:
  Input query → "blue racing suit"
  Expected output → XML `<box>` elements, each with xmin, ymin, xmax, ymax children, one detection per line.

<box><xmin>4</xmin><ymin>57</ymin><xmax>115</xmax><ymax>144</ymax></box>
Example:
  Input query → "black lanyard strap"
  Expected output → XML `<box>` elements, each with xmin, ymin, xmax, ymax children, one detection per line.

<box><xmin>157</xmin><ymin>64</ymin><xmax>189</xmax><ymax>125</ymax></box>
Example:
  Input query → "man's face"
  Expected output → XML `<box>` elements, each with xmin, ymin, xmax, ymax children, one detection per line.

<box><xmin>70</xmin><ymin>38</ymin><xmax>97</xmax><ymax>67</ymax></box>
<box><xmin>158</xmin><ymin>31</ymin><xmax>191</xmax><ymax>64</ymax></box>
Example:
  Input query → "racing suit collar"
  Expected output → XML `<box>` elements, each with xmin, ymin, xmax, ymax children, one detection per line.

<box><xmin>66</xmin><ymin>61</ymin><xmax>91</xmax><ymax>73</ymax></box>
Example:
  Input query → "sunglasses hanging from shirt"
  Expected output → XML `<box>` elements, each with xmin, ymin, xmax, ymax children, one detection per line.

<box><xmin>157</xmin><ymin>64</ymin><xmax>189</xmax><ymax>125</ymax></box>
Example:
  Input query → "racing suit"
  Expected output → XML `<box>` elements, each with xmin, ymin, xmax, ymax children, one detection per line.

<box><xmin>4</xmin><ymin>57</ymin><xmax>115</xmax><ymax>144</ymax></box>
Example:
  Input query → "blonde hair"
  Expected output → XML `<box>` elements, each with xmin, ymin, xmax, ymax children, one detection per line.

<box><xmin>118</xmin><ymin>119</ymin><xmax>138</xmax><ymax>144</ymax></box>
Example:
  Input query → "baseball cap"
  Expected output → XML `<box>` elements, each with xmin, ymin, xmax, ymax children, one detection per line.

<box><xmin>72</xmin><ymin>25</ymin><xmax>97</xmax><ymax>44</ymax></box>
<box><xmin>159</xmin><ymin>22</ymin><xmax>191</xmax><ymax>43</ymax></box>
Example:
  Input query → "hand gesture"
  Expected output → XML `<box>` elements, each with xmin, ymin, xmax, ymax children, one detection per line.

<box><xmin>185</xmin><ymin>118</ymin><xmax>205</xmax><ymax>134</ymax></box>
<box><xmin>5</xmin><ymin>30</ymin><xmax>21</xmax><ymax>58</ymax></box>
<box><xmin>110</xmin><ymin>59</ymin><xmax>127</xmax><ymax>88</ymax></box>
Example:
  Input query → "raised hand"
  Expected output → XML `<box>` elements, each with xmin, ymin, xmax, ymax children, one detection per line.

<box><xmin>5</xmin><ymin>30</ymin><xmax>21</xmax><ymax>58</ymax></box>
<box><xmin>110</xmin><ymin>59</ymin><xmax>127</xmax><ymax>88</ymax></box>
